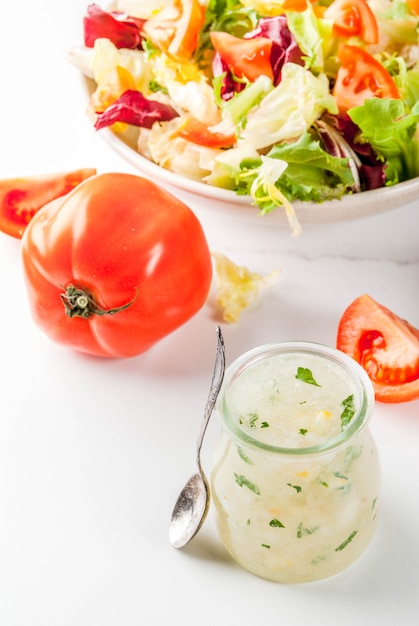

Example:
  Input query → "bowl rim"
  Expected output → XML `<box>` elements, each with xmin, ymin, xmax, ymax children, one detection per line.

<box><xmin>80</xmin><ymin>75</ymin><xmax>419</xmax><ymax>225</ymax></box>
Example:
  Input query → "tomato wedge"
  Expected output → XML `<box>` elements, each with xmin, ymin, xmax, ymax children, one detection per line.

<box><xmin>281</xmin><ymin>0</ymin><xmax>326</xmax><ymax>16</ymax></box>
<box><xmin>406</xmin><ymin>0</ymin><xmax>419</xmax><ymax>15</ymax></box>
<box><xmin>143</xmin><ymin>0</ymin><xmax>206</xmax><ymax>61</ymax></box>
<box><xmin>282</xmin><ymin>0</ymin><xmax>311</xmax><ymax>9</ymax></box>
<box><xmin>336</xmin><ymin>294</ymin><xmax>419</xmax><ymax>403</ymax></box>
<box><xmin>333</xmin><ymin>45</ymin><xmax>400</xmax><ymax>112</ymax></box>
<box><xmin>169</xmin><ymin>0</ymin><xmax>206</xmax><ymax>59</ymax></box>
<box><xmin>210</xmin><ymin>31</ymin><xmax>274</xmax><ymax>82</ymax></box>
<box><xmin>324</xmin><ymin>0</ymin><xmax>379</xmax><ymax>44</ymax></box>
<box><xmin>0</xmin><ymin>168</ymin><xmax>97</xmax><ymax>239</ymax></box>
<box><xmin>172</xmin><ymin>117</ymin><xmax>236</xmax><ymax>148</ymax></box>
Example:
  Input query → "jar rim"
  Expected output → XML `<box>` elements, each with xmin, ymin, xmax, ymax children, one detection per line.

<box><xmin>216</xmin><ymin>340</ymin><xmax>375</xmax><ymax>457</ymax></box>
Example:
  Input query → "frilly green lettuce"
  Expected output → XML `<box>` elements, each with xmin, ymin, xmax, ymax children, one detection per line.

<box><xmin>348</xmin><ymin>98</ymin><xmax>419</xmax><ymax>184</ymax></box>
<box><xmin>286</xmin><ymin>5</ymin><xmax>327</xmax><ymax>73</ymax></box>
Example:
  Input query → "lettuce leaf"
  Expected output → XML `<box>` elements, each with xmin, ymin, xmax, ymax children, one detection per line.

<box><xmin>222</xmin><ymin>75</ymin><xmax>273</xmax><ymax>126</ymax></box>
<box><xmin>348</xmin><ymin>98</ymin><xmax>419</xmax><ymax>184</ymax></box>
<box><xmin>239</xmin><ymin>62</ymin><xmax>337</xmax><ymax>149</ymax></box>
<box><xmin>369</xmin><ymin>0</ymin><xmax>419</xmax><ymax>46</ymax></box>
<box><xmin>235</xmin><ymin>131</ymin><xmax>355</xmax><ymax>213</ymax></box>
<box><xmin>286</xmin><ymin>5</ymin><xmax>326</xmax><ymax>73</ymax></box>
<box><xmin>265</xmin><ymin>132</ymin><xmax>355</xmax><ymax>202</ymax></box>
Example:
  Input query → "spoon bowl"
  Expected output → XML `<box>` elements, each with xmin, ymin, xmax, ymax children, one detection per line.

<box><xmin>169</xmin><ymin>473</ymin><xmax>209</xmax><ymax>549</ymax></box>
<box><xmin>169</xmin><ymin>326</ymin><xmax>225</xmax><ymax>548</ymax></box>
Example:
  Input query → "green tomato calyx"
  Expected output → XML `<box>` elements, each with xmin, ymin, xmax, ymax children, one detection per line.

<box><xmin>60</xmin><ymin>283</ymin><xmax>137</xmax><ymax>319</ymax></box>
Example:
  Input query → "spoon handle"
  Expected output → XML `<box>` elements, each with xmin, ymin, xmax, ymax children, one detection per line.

<box><xmin>196</xmin><ymin>326</ymin><xmax>225</xmax><ymax>464</ymax></box>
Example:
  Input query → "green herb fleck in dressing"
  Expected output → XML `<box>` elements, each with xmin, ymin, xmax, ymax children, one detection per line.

<box><xmin>269</xmin><ymin>519</ymin><xmax>285</xmax><ymax>528</ymax></box>
<box><xmin>234</xmin><ymin>473</ymin><xmax>261</xmax><ymax>495</ymax></box>
<box><xmin>297</xmin><ymin>523</ymin><xmax>319</xmax><ymax>538</ymax></box>
<box><xmin>340</xmin><ymin>394</ymin><xmax>355</xmax><ymax>429</ymax></box>
<box><xmin>237</xmin><ymin>446</ymin><xmax>253</xmax><ymax>465</ymax></box>
<box><xmin>335</xmin><ymin>530</ymin><xmax>358</xmax><ymax>551</ymax></box>
<box><xmin>334</xmin><ymin>471</ymin><xmax>348</xmax><ymax>480</ymax></box>
<box><xmin>287</xmin><ymin>483</ymin><xmax>302</xmax><ymax>493</ymax></box>
<box><xmin>295</xmin><ymin>367</ymin><xmax>321</xmax><ymax>386</ymax></box>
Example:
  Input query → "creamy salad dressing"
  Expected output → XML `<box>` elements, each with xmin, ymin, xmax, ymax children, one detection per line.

<box><xmin>210</xmin><ymin>343</ymin><xmax>380</xmax><ymax>583</ymax></box>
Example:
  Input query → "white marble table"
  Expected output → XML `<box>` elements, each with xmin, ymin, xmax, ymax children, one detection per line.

<box><xmin>1</xmin><ymin>2</ymin><xmax>418</xmax><ymax>624</ymax></box>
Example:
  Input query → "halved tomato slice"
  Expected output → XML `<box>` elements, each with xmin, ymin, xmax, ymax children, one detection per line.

<box><xmin>333</xmin><ymin>45</ymin><xmax>400</xmax><ymax>112</ymax></box>
<box><xmin>0</xmin><ymin>168</ymin><xmax>97</xmax><ymax>239</ymax></box>
<box><xmin>172</xmin><ymin>117</ymin><xmax>236</xmax><ymax>148</ymax></box>
<box><xmin>324</xmin><ymin>0</ymin><xmax>379</xmax><ymax>44</ymax></box>
<box><xmin>143</xmin><ymin>0</ymin><xmax>206</xmax><ymax>61</ymax></box>
<box><xmin>210</xmin><ymin>31</ymin><xmax>274</xmax><ymax>82</ymax></box>
<box><xmin>406</xmin><ymin>0</ymin><xmax>419</xmax><ymax>15</ymax></box>
<box><xmin>336</xmin><ymin>293</ymin><xmax>419</xmax><ymax>403</ymax></box>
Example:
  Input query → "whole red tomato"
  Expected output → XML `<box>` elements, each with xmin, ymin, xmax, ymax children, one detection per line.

<box><xmin>21</xmin><ymin>172</ymin><xmax>212</xmax><ymax>358</ymax></box>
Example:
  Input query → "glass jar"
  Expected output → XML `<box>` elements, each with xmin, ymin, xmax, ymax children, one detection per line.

<box><xmin>210</xmin><ymin>341</ymin><xmax>380</xmax><ymax>583</ymax></box>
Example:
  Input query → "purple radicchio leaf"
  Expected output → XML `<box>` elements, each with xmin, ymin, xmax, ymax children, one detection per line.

<box><xmin>212</xmin><ymin>15</ymin><xmax>303</xmax><ymax>101</ymax></box>
<box><xmin>94</xmin><ymin>90</ymin><xmax>179</xmax><ymax>130</ymax></box>
<box><xmin>245</xmin><ymin>16</ymin><xmax>304</xmax><ymax>85</ymax></box>
<box><xmin>317</xmin><ymin>115</ymin><xmax>386</xmax><ymax>191</ymax></box>
<box><xmin>212</xmin><ymin>53</ymin><xmax>245</xmax><ymax>101</ymax></box>
<box><xmin>84</xmin><ymin>3</ymin><xmax>145</xmax><ymax>50</ymax></box>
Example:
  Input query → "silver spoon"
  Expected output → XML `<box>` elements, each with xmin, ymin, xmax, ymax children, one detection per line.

<box><xmin>169</xmin><ymin>325</ymin><xmax>225</xmax><ymax>549</ymax></box>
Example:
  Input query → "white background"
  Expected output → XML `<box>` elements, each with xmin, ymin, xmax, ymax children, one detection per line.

<box><xmin>0</xmin><ymin>2</ymin><xmax>418</xmax><ymax>625</ymax></box>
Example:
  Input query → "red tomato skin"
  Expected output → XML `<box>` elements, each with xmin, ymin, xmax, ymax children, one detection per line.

<box><xmin>0</xmin><ymin>168</ymin><xmax>97</xmax><ymax>239</ymax></box>
<box><xmin>336</xmin><ymin>294</ymin><xmax>419</xmax><ymax>403</ymax></box>
<box><xmin>406</xmin><ymin>0</ymin><xmax>419</xmax><ymax>15</ymax></box>
<box><xmin>325</xmin><ymin>0</ymin><xmax>379</xmax><ymax>44</ymax></box>
<box><xmin>333</xmin><ymin>45</ymin><xmax>400</xmax><ymax>112</ymax></box>
<box><xmin>210</xmin><ymin>31</ymin><xmax>274</xmax><ymax>82</ymax></box>
<box><xmin>174</xmin><ymin>117</ymin><xmax>236</xmax><ymax>148</ymax></box>
<box><xmin>21</xmin><ymin>173</ymin><xmax>212</xmax><ymax>358</ymax></box>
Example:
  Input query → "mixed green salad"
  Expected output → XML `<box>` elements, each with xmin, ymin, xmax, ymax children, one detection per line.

<box><xmin>69</xmin><ymin>0</ymin><xmax>419</xmax><ymax>231</ymax></box>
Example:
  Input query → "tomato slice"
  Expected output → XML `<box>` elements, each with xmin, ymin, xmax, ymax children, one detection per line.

<box><xmin>336</xmin><ymin>294</ymin><xmax>419</xmax><ymax>403</ymax></box>
<box><xmin>324</xmin><ymin>0</ymin><xmax>379</xmax><ymax>44</ymax></box>
<box><xmin>168</xmin><ymin>0</ymin><xmax>206</xmax><ymax>59</ymax></box>
<box><xmin>143</xmin><ymin>0</ymin><xmax>206</xmax><ymax>61</ymax></box>
<box><xmin>406</xmin><ymin>0</ymin><xmax>419</xmax><ymax>15</ymax></box>
<box><xmin>173</xmin><ymin>117</ymin><xmax>236</xmax><ymax>148</ymax></box>
<box><xmin>282</xmin><ymin>0</ymin><xmax>311</xmax><ymax>9</ymax></box>
<box><xmin>333</xmin><ymin>44</ymin><xmax>400</xmax><ymax>112</ymax></box>
<box><xmin>210</xmin><ymin>31</ymin><xmax>274</xmax><ymax>82</ymax></box>
<box><xmin>281</xmin><ymin>0</ymin><xmax>326</xmax><ymax>16</ymax></box>
<box><xmin>0</xmin><ymin>168</ymin><xmax>97</xmax><ymax>239</ymax></box>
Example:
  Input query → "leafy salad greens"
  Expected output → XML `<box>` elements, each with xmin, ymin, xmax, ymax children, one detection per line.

<box><xmin>69</xmin><ymin>0</ymin><xmax>419</xmax><ymax>232</ymax></box>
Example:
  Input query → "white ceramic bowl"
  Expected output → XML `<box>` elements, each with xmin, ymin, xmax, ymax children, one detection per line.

<box><xmin>82</xmin><ymin>78</ymin><xmax>419</xmax><ymax>228</ymax></box>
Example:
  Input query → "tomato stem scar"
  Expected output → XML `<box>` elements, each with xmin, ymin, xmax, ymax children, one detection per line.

<box><xmin>60</xmin><ymin>283</ymin><xmax>137</xmax><ymax>318</ymax></box>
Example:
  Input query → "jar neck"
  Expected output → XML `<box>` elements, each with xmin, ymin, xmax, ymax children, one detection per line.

<box><xmin>217</xmin><ymin>341</ymin><xmax>375</xmax><ymax>458</ymax></box>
